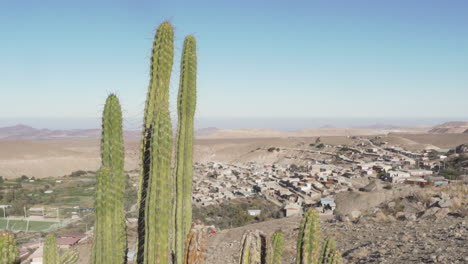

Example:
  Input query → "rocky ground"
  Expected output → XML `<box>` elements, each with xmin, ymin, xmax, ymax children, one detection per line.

<box><xmin>205</xmin><ymin>214</ymin><xmax>467</xmax><ymax>264</ymax></box>
<box><xmin>206</xmin><ymin>184</ymin><xmax>468</xmax><ymax>264</ymax></box>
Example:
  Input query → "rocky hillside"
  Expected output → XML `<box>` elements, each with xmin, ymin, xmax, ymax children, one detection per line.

<box><xmin>205</xmin><ymin>184</ymin><xmax>468</xmax><ymax>264</ymax></box>
<box><xmin>429</xmin><ymin>121</ymin><xmax>468</xmax><ymax>134</ymax></box>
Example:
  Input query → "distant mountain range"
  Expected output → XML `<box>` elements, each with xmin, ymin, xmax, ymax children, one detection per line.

<box><xmin>0</xmin><ymin>124</ymin><xmax>220</xmax><ymax>140</ymax></box>
<box><xmin>429</xmin><ymin>121</ymin><xmax>468</xmax><ymax>134</ymax></box>
<box><xmin>0</xmin><ymin>121</ymin><xmax>466</xmax><ymax>140</ymax></box>
<box><xmin>0</xmin><ymin>124</ymin><xmax>140</xmax><ymax>140</ymax></box>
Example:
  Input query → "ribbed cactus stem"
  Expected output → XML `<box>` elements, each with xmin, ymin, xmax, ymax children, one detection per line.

<box><xmin>0</xmin><ymin>232</ymin><xmax>19</xmax><ymax>264</ymax></box>
<box><xmin>319</xmin><ymin>238</ymin><xmax>342</xmax><ymax>264</ymax></box>
<box><xmin>174</xmin><ymin>35</ymin><xmax>197</xmax><ymax>263</ymax></box>
<box><xmin>267</xmin><ymin>232</ymin><xmax>284</xmax><ymax>264</ymax></box>
<box><xmin>239</xmin><ymin>230</ymin><xmax>267</xmax><ymax>264</ymax></box>
<box><xmin>137</xmin><ymin>21</ymin><xmax>174</xmax><ymax>264</ymax></box>
<box><xmin>43</xmin><ymin>234</ymin><xmax>60</xmax><ymax>264</ymax></box>
<box><xmin>183</xmin><ymin>221</ymin><xmax>207</xmax><ymax>264</ymax></box>
<box><xmin>92</xmin><ymin>94</ymin><xmax>127</xmax><ymax>264</ymax></box>
<box><xmin>297</xmin><ymin>209</ymin><xmax>321</xmax><ymax>264</ymax></box>
<box><xmin>61</xmin><ymin>249</ymin><xmax>79</xmax><ymax>264</ymax></box>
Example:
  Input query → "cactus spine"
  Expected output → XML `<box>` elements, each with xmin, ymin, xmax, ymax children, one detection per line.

<box><xmin>60</xmin><ymin>249</ymin><xmax>79</xmax><ymax>264</ymax></box>
<box><xmin>267</xmin><ymin>232</ymin><xmax>284</xmax><ymax>264</ymax></box>
<box><xmin>318</xmin><ymin>238</ymin><xmax>342</xmax><ymax>264</ymax></box>
<box><xmin>174</xmin><ymin>35</ymin><xmax>197</xmax><ymax>263</ymax></box>
<box><xmin>136</xmin><ymin>22</ymin><xmax>174</xmax><ymax>264</ymax></box>
<box><xmin>183</xmin><ymin>221</ymin><xmax>207</xmax><ymax>264</ymax></box>
<box><xmin>296</xmin><ymin>209</ymin><xmax>321</xmax><ymax>264</ymax></box>
<box><xmin>239</xmin><ymin>230</ymin><xmax>267</xmax><ymax>264</ymax></box>
<box><xmin>0</xmin><ymin>232</ymin><xmax>19</xmax><ymax>264</ymax></box>
<box><xmin>43</xmin><ymin>234</ymin><xmax>60</xmax><ymax>264</ymax></box>
<box><xmin>92</xmin><ymin>94</ymin><xmax>127</xmax><ymax>264</ymax></box>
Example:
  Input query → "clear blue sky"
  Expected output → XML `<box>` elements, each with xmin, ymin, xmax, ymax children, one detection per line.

<box><xmin>1</xmin><ymin>0</ymin><xmax>467</xmax><ymax>127</ymax></box>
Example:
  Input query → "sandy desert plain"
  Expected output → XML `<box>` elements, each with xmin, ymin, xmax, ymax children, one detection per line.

<box><xmin>1</xmin><ymin>125</ymin><xmax>467</xmax><ymax>179</ymax></box>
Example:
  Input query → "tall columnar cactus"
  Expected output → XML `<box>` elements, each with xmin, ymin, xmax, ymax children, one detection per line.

<box><xmin>136</xmin><ymin>21</ymin><xmax>174</xmax><ymax>264</ymax></box>
<box><xmin>174</xmin><ymin>35</ymin><xmax>198</xmax><ymax>263</ymax></box>
<box><xmin>183</xmin><ymin>221</ymin><xmax>207</xmax><ymax>264</ymax></box>
<box><xmin>239</xmin><ymin>230</ymin><xmax>267</xmax><ymax>264</ymax></box>
<box><xmin>92</xmin><ymin>94</ymin><xmax>127</xmax><ymax>264</ymax></box>
<box><xmin>267</xmin><ymin>232</ymin><xmax>284</xmax><ymax>264</ymax></box>
<box><xmin>318</xmin><ymin>238</ymin><xmax>342</xmax><ymax>264</ymax></box>
<box><xmin>296</xmin><ymin>209</ymin><xmax>321</xmax><ymax>264</ymax></box>
<box><xmin>0</xmin><ymin>232</ymin><xmax>19</xmax><ymax>264</ymax></box>
<box><xmin>43</xmin><ymin>234</ymin><xmax>60</xmax><ymax>264</ymax></box>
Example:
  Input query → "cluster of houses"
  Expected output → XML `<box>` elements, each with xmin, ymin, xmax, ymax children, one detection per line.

<box><xmin>191</xmin><ymin>137</ymin><xmax>457</xmax><ymax>218</ymax></box>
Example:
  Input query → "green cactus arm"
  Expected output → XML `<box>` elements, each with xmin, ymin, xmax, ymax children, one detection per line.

<box><xmin>91</xmin><ymin>167</ymin><xmax>108</xmax><ymax>264</ymax></box>
<box><xmin>296</xmin><ymin>209</ymin><xmax>321</xmax><ymax>264</ymax></box>
<box><xmin>43</xmin><ymin>234</ymin><xmax>60</xmax><ymax>264</ymax></box>
<box><xmin>101</xmin><ymin>94</ymin><xmax>127</xmax><ymax>264</ymax></box>
<box><xmin>91</xmin><ymin>94</ymin><xmax>127</xmax><ymax>264</ymax></box>
<box><xmin>0</xmin><ymin>232</ymin><xmax>20</xmax><ymax>264</ymax></box>
<box><xmin>318</xmin><ymin>237</ymin><xmax>342</xmax><ymax>264</ymax></box>
<box><xmin>267</xmin><ymin>232</ymin><xmax>284</xmax><ymax>264</ymax></box>
<box><xmin>174</xmin><ymin>35</ymin><xmax>197</xmax><ymax>263</ymax></box>
<box><xmin>239</xmin><ymin>230</ymin><xmax>267</xmax><ymax>264</ymax></box>
<box><xmin>318</xmin><ymin>237</ymin><xmax>332</xmax><ymax>263</ymax></box>
<box><xmin>136</xmin><ymin>21</ymin><xmax>174</xmax><ymax>264</ymax></box>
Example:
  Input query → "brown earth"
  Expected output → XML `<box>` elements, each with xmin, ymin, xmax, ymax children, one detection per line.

<box><xmin>204</xmin><ymin>214</ymin><xmax>467</xmax><ymax>264</ymax></box>
<box><xmin>0</xmin><ymin>131</ymin><xmax>467</xmax><ymax>178</ymax></box>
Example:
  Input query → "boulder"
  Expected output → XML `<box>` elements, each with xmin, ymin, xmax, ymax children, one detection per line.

<box><xmin>421</xmin><ymin>207</ymin><xmax>440</xmax><ymax>219</ymax></box>
<box><xmin>435</xmin><ymin>208</ymin><xmax>450</xmax><ymax>219</ymax></box>
<box><xmin>437</xmin><ymin>199</ymin><xmax>452</xmax><ymax>208</ymax></box>
<box><xmin>395</xmin><ymin>211</ymin><xmax>406</xmax><ymax>220</ymax></box>
<box><xmin>350</xmin><ymin>210</ymin><xmax>361</xmax><ymax>219</ymax></box>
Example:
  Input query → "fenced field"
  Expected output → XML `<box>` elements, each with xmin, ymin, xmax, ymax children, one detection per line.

<box><xmin>0</xmin><ymin>218</ymin><xmax>62</xmax><ymax>232</ymax></box>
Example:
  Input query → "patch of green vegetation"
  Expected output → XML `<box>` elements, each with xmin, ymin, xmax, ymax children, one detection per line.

<box><xmin>0</xmin><ymin>219</ymin><xmax>59</xmax><ymax>232</ymax></box>
<box><xmin>193</xmin><ymin>197</ymin><xmax>282</xmax><ymax>229</ymax></box>
<box><xmin>439</xmin><ymin>169</ymin><xmax>462</xmax><ymax>180</ymax></box>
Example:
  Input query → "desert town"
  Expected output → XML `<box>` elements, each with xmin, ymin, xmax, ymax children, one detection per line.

<box><xmin>192</xmin><ymin>136</ymin><xmax>465</xmax><ymax>216</ymax></box>
<box><xmin>0</xmin><ymin>130</ymin><xmax>467</xmax><ymax>263</ymax></box>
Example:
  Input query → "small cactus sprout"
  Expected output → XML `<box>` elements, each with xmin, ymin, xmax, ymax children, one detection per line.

<box><xmin>43</xmin><ymin>234</ymin><xmax>60</xmax><ymax>264</ymax></box>
<box><xmin>319</xmin><ymin>238</ymin><xmax>342</xmax><ymax>264</ymax></box>
<box><xmin>296</xmin><ymin>209</ymin><xmax>321</xmax><ymax>264</ymax></box>
<box><xmin>267</xmin><ymin>232</ymin><xmax>284</xmax><ymax>264</ymax></box>
<box><xmin>0</xmin><ymin>232</ymin><xmax>20</xmax><ymax>264</ymax></box>
<box><xmin>183</xmin><ymin>221</ymin><xmax>207</xmax><ymax>264</ymax></box>
<box><xmin>239</xmin><ymin>230</ymin><xmax>268</xmax><ymax>264</ymax></box>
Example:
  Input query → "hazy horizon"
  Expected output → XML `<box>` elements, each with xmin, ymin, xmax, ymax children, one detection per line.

<box><xmin>0</xmin><ymin>116</ymin><xmax>467</xmax><ymax>131</ymax></box>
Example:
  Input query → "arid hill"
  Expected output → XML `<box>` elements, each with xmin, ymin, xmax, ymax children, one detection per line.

<box><xmin>429</xmin><ymin>121</ymin><xmax>468</xmax><ymax>134</ymax></box>
<box><xmin>0</xmin><ymin>124</ymin><xmax>140</xmax><ymax>140</ymax></box>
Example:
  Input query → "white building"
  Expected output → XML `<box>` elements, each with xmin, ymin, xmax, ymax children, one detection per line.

<box><xmin>386</xmin><ymin>171</ymin><xmax>410</xmax><ymax>183</ymax></box>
